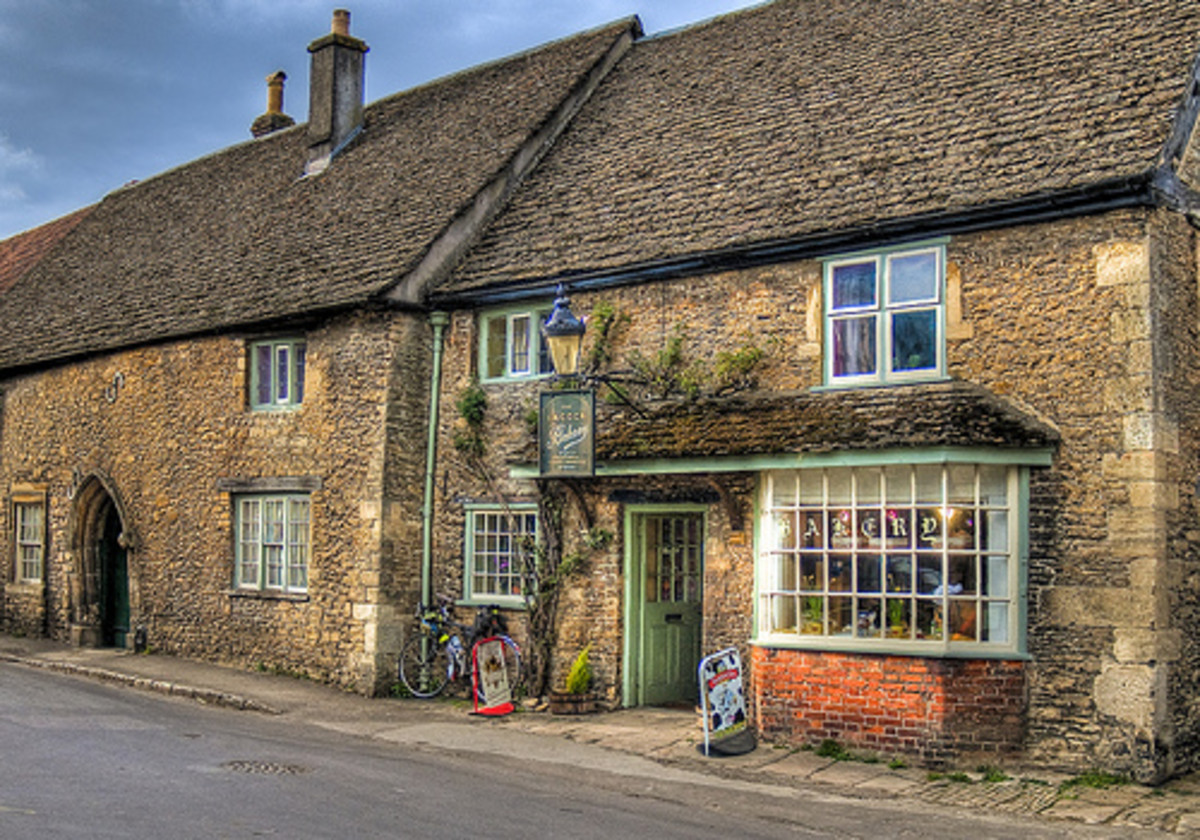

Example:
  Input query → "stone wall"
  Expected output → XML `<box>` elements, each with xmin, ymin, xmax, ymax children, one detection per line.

<box><xmin>0</xmin><ymin>309</ymin><xmax>420</xmax><ymax>693</ymax></box>
<box><xmin>431</xmin><ymin>206</ymin><xmax>1200</xmax><ymax>776</ymax></box>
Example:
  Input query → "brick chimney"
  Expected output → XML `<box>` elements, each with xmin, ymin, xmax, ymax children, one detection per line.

<box><xmin>250</xmin><ymin>71</ymin><xmax>296</xmax><ymax>138</ymax></box>
<box><xmin>305</xmin><ymin>9</ymin><xmax>369</xmax><ymax>175</ymax></box>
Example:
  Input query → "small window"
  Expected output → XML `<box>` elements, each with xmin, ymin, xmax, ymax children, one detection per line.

<box><xmin>249</xmin><ymin>339</ymin><xmax>306</xmax><ymax>409</ymax></box>
<box><xmin>825</xmin><ymin>246</ymin><xmax>944</xmax><ymax>386</ymax></box>
<box><xmin>235</xmin><ymin>494</ymin><xmax>310</xmax><ymax>592</ymax></box>
<box><xmin>464</xmin><ymin>506</ymin><xmax>537</xmax><ymax>606</ymax></box>
<box><xmin>14</xmin><ymin>501</ymin><xmax>44</xmax><ymax>583</ymax></box>
<box><xmin>480</xmin><ymin>308</ymin><xmax>554</xmax><ymax>381</ymax></box>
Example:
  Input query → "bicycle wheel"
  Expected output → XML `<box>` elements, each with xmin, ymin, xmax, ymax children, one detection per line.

<box><xmin>471</xmin><ymin>635</ymin><xmax>522</xmax><ymax>704</ymax></box>
<box><xmin>399</xmin><ymin>632</ymin><xmax>450</xmax><ymax>698</ymax></box>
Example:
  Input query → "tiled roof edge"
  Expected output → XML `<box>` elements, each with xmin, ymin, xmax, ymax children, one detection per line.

<box><xmin>383</xmin><ymin>18</ymin><xmax>643</xmax><ymax>306</ymax></box>
<box><xmin>432</xmin><ymin>171</ymin><xmax>1157</xmax><ymax>307</ymax></box>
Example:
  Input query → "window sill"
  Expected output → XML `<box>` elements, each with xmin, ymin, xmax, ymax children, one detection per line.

<box><xmin>458</xmin><ymin>597</ymin><xmax>526</xmax><ymax>611</ymax></box>
<box><xmin>6</xmin><ymin>580</ymin><xmax>44</xmax><ymax>594</ymax></box>
<box><xmin>810</xmin><ymin>374</ymin><xmax>951</xmax><ymax>393</ymax></box>
<box><xmin>227</xmin><ymin>589</ymin><xmax>310</xmax><ymax>603</ymax></box>
<box><xmin>480</xmin><ymin>375</ymin><xmax>553</xmax><ymax>386</ymax></box>
<box><xmin>751</xmin><ymin>636</ymin><xmax>1028</xmax><ymax>661</ymax></box>
<box><xmin>248</xmin><ymin>404</ymin><xmax>303</xmax><ymax>414</ymax></box>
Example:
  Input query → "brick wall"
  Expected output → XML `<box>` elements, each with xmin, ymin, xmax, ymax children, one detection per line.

<box><xmin>753</xmin><ymin>647</ymin><xmax>1026</xmax><ymax>763</ymax></box>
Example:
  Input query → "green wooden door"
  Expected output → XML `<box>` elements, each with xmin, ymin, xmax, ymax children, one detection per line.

<box><xmin>100</xmin><ymin>509</ymin><xmax>129</xmax><ymax>648</ymax></box>
<box><xmin>638</xmin><ymin>514</ymin><xmax>703</xmax><ymax>706</ymax></box>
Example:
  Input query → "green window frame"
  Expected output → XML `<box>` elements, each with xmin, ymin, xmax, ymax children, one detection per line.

<box><xmin>824</xmin><ymin>244</ymin><xmax>945</xmax><ymax>387</ymax></box>
<box><xmin>235</xmin><ymin>494</ymin><xmax>310</xmax><ymax>593</ymax></box>
<box><xmin>758</xmin><ymin>461</ymin><xmax>1024</xmax><ymax>656</ymax></box>
<box><xmin>479</xmin><ymin>306</ymin><xmax>554</xmax><ymax>381</ymax></box>
<box><xmin>464</xmin><ymin>504</ymin><xmax>537</xmax><ymax>606</ymax></box>
<box><xmin>14</xmin><ymin>500</ymin><xmax>45</xmax><ymax>584</ymax></box>
<box><xmin>249</xmin><ymin>338</ymin><xmax>306</xmax><ymax>410</ymax></box>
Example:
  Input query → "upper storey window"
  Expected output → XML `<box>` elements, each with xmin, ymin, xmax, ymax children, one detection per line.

<box><xmin>480</xmin><ymin>307</ymin><xmax>553</xmax><ymax>381</ymax></box>
<box><xmin>824</xmin><ymin>245</ymin><xmax>945</xmax><ymax>387</ymax></box>
<box><xmin>250</xmin><ymin>338</ymin><xmax>306</xmax><ymax>410</ymax></box>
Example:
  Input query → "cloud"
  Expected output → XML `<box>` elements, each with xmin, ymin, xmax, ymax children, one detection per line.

<box><xmin>0</xmin><ymin>134</ymin><xmax>41</xmax><ymax>201</ymax></box>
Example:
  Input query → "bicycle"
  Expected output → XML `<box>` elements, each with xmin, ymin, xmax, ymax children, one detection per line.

<box><xmin>398</xmin><ymin>596</ymin><xmax>522</xmax><ymax>705</ymax></box>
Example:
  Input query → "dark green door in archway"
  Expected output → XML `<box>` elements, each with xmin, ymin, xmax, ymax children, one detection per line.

<box><xmin>99</xmin><ymin>507</ymin><xmax>129</xmax><ymax>648</ymax></box>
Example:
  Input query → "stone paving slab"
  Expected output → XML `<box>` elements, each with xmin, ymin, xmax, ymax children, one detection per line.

<box><xmin>808</xmin><ymin>759</ymin><xmax>895</xmax><ymax>786</ymax></box>
<box><xmin>1042</xmin><ymin>797</ymin><xmax>1127</xmax><ymax>825</ymax></box>
<box><xmin>854</xmin><ymin>772</ymin><xmax>923</xmax><ymax>795</ymax></box>
<box><xmin>757</xmin><ymin>749</ymin><xmax>836</xmax><ymax>780</ymax></box>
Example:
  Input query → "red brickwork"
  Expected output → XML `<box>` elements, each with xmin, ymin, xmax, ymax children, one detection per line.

<box><xmin>753</xmin><ymin>647</ymin><xmax>1026</xmax><ymax>763</ymax></box>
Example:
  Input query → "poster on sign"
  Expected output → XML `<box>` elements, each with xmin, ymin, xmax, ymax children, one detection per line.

<box><xmin>473</xmin><ymin>638</ymin><xmax>514</xmax><ymax>716</ymax></box>
<box><xmin>698</xmin><ymin>647</ymin><xmax>756</xmax><ymax>756</ymax></box>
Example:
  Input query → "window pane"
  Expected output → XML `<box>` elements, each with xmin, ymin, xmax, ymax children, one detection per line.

<box><xmin>884</xmin><ymin>465</ymin><xmax>912</xmax><ymax>504</ymax></box>
<box><xmin>979</xmin><ymin>466</ymin><xmax>1007</xmax><ymax>505</ymax></box>
<box><xmin>294</xmin><ymin>343</ymin><xmax>306</xmax><ymax>404</ymax></box>
<box><xmin>771</xmin><ymin>594</ymin><xmax>798</xmax><ymax>633</ymax></box>
<box><xmin>856</xmin><ymin>597</ymin><xmax>881</xmax><ymax>638</ymax></box>
<box><xmin>510</xmin><ymin>315</ymin><xmax>531</xmax><ymax>374</ymax></box>
<box><xmin>801</xmin><ymin>596</ymin><xmax>823</xmax><ymax>634</ymax></box>
<box><xmin>831</xmin><ymin>316</ymin><xmax>877</xmax><ymax>377</ymax></box>
<box><xmin>275</xmin><ymin>346</ymin><xmax>290</xmax><ymax>402</ymax></box>
<box><xmin>890</xmin><ymin>308</ymin><xmax>936</xmax><ymax>372</ymax></box>
<box><xmin>983</xmin><ymin>555</ymin><xmax>1009</xmax><ymax>597</ymax></box>
<box><xmin>255</xmin><ymin>345</ymin><xmax>272</xmax><ymax>405</ymax></box>
<box><xmin>855</xmin><ymin>468</ymin><xmax>881</xmax><ymax>504</ymax></box>
<box><xmin>983</xmin><ymin>602</ymin><xmax>1009</xmax><ymax>642</ymax></box>
<box><xmin>888</xmin><ymin>251</ymin><xmax>938</xmax><ymax>304</ymax></box>
<box><xmin>486</xmin><ymin>317</ymin><xmax>507</xmax><ymax>378</ymax></box>
<box><xmin>886</xmin><ymin>555</ymin><xmax>912</xmax><ymax>593</ymax></box>
<box><xmin>771</xmin><ymin>472</ymin><xmax>798</xmax><ymax>506</ymax></box>
<box><xmin>949</xmin><ymin>601</ymin><xmax>977</xmax><ymax>641</ymax></box>
<box><xmin>831</xmin><ymin>261</ymin><xmax>877</xmax><ymax>309</ymax></box>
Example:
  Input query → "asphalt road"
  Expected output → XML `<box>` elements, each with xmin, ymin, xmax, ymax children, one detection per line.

<box><xmin>0</xmin><ymin>662</ymin><xmax>1164</xmax><ymax>839</ymax></box>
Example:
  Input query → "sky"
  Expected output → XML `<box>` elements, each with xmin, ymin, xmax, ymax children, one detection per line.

<box><xmin>0</xmin><ymin>0</ymin><xmax>759</xmax><ymax>241</ymax></box>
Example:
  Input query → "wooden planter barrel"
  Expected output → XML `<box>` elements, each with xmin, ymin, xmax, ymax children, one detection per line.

<box><xmin>548</xmin><ymin>691</ymin><xmax>598</xmax><ymax>715</ymax></box>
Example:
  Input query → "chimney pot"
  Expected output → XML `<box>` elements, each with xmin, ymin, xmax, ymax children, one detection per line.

<box><xmin>332</xmin><ymin>9</ymin><xmax>351</xmax><ymax>37</ymax></box>
<box><xmin>251</xmin><ymin>70</ymin><xmax>295</xmax><ymax>138</ymax></box>
<box><xmin>266</xmin><ymin>71</ymin><xmax>287</xmax><ymax>114</ymax></box>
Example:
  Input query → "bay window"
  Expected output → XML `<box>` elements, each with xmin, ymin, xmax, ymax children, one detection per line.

<box><xmin>758</xmin><ymin>462</ymin><xmax>1022</xmax><ymax>653</ymax></box>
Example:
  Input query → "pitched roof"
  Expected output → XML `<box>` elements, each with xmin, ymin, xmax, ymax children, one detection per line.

<box><xmin>0</xmin><ymin>206</ymin><xmax>93</xmax><ymax>294</ymax></box>
<box><xmin>441</xmin><ymin>0</ymin><xmax>1200</xmax><ymax>295</ymax></box>
<box><xmin>594</xmin><ymin>381</ymin><xmax>1060</xmax><ymax>463</ymax></box>
<box><xmin>0</xmin><ymin>19</ymin><xmax>637</xmax><ymax>373</ymax></box>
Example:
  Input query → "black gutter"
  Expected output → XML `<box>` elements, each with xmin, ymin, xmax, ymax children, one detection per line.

<box><xmin>430</xmin><ymin>171</ymin><xmax>1157</xmax><ymax>308</ymax></box>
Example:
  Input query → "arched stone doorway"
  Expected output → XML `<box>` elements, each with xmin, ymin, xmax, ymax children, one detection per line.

<box><xmin>68</xmin><ymin>476</ymin><xmax>134</xmax><ymax>648</ymax></box>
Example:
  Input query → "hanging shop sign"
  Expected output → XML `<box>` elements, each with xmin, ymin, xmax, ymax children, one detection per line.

<box><xmin>539</xmin><ymin>389</ymin><xmax>595</xmax><ymax>478</ymax></box>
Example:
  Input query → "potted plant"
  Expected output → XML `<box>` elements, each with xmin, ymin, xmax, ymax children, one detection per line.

<box><xmin>548</xmin><ymin>644</ymin><xmax>598</xmax><ymax>715</ymax></box>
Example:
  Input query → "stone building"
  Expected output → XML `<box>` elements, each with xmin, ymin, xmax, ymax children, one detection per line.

<box><xmin>421</xmin><ymin>0</ymin><xmax>1200</xmax><ymax>781</ymax></box>
<box><xmin>6</xmin><ymin>0</ymin><xmax>1200</xmax><ymax>783</ymax></box>
<box><xmin>0</xmin><ymin>10</ymin><xmax>640</xmax><ymax>694</ymax></box>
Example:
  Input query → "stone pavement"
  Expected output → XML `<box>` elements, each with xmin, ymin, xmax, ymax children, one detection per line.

<box><xmin>4</xmin><ymin>634</ymin><xmax>1200</xmax><ymax>835</ymax></box>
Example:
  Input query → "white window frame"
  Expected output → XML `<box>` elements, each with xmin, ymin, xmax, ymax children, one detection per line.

<box><xmin>235</xmin><ymin>494</ymin><xmax>310</xmax><ymax>593</ymax></box>
<box><xmin>479</xmin><ymin>305</ymin><xmax>554</xmax><ymax>382</ymax></box>
<box><xmin>756</xmin><ymin>460</ymin><xmax>1027</xmax><ymax>657</ymax></box>
<box><xmin>13</xmin><ymin>499</ymin><xmax>45</xmax><ymax>584</ymax></box>
<box><xmin>823</xmin><ymin>243</ymin><xmax>946</xmax><ymax>387</ymax></box>
<box><xmin>249</xmin><ymin>338</ymin><xmax>307</xmax><ymax>410</ymax></box>
<box><xmin>463</xmin><ymin>504</ymin><xmax>537</xmax><ymax>607</ymax></box>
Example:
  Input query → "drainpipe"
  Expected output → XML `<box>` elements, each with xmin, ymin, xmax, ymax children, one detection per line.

<box><xmin>421</xmin><ymin>311</ymin><xmax>450</xmax><ymax>609</ymax></box>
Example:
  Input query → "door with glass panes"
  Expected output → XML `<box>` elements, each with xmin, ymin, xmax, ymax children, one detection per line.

<box><xmin>634</xmin><ymin>512</ymin><xmax>704</xmax><ymax>706</ymax></box>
